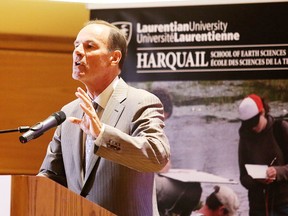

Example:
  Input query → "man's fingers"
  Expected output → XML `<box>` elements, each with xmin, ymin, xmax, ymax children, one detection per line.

<box><xmin>75</xmin><ymin>88</ymin><xmax>96</xmax><ymax>115</ymax></box>
<box><xmin>76</xmin><ymin>87</ymin><xmax>92</xmax><ymax>105</ymax></box>
<box><xmin>80</xmin><ymin>103</ymin><xmax>97</xmax><ymax>119</ymax></box>
<box><xmin>68</xmin><ymin>117</ymin><xmax>82</xmax><ymax>124</ymax></box>
<box><xmin>75</xmin><ymin>92</ymin><xmax>91</xmax><ymax>106</ymax></box>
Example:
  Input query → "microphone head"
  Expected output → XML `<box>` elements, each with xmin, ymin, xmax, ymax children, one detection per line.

<box><xmin>52</xmin><ymin>111</ymin><xmax>66</xmax><ymax>125</ymax></box>
<box><xmin>19</xmin><ymin>111</ymin><xmax>66</xmax><ymax>144</ymax></box>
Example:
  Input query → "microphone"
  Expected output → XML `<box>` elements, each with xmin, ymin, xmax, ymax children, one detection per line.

<box><xmin>19</xmin><ymin>111</ymin><xmax>66</xmax><ymax>143</ymax></box>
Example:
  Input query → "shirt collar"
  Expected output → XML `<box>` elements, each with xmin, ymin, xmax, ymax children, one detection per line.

<box><xmin>93</xmin><ymin>76</ymin><xmax>119</xmax><ymax>109</ymax></box>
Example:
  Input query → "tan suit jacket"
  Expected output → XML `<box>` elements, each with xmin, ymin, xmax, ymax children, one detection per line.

<box><xmin>39</xmin><ymin>78</ymin><xmax>170</xmax><ymax>216</ymax></box>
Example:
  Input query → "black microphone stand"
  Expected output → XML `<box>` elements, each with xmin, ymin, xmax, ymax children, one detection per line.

<box><xmin>0</xmin><ymin>126</ymin><xmax>30</xmax><ymax>134</ymax></box>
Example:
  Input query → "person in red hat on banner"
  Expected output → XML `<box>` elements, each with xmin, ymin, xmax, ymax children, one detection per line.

<box><xmin>238</xmin><ymin>94</ymin><xmax>288</xmax><ymax>216</ymax></box>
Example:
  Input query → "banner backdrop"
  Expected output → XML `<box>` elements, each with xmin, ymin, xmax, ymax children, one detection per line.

<box><xmin>91</xmin><ymin>2</ymin><xmax>288</xmax><ymax>81</ymax></box>
<box><xmin>90</xmin><ymin>2</ymin><xmax>288</xmax><ymax>215</ymax></box>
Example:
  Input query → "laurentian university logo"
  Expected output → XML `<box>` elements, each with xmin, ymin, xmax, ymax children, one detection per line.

<box><xmin>112</xmin><ymin>21</ymin><xmax>133</xmax><ymax>45</ymax></box>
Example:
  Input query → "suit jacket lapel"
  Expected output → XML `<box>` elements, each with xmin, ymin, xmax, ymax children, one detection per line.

<box><xmin>101</xmin><ymin>78</ymin><xmax>127</xmax><ymax>127</ymax></box>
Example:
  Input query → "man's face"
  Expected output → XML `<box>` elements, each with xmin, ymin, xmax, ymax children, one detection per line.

<box><xmin>72</xmin><ymin>24</ymin><xmax>112</xmax><ymax>85</ymax></box>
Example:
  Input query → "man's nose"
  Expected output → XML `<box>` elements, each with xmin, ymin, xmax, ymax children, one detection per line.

<box><xmin>74</xmin><ymin>44</ymin><xmax>84</xmax><ymax>55</ymax></box>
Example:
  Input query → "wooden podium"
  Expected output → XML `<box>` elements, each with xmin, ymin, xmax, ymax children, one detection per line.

<box><xmin>0</xmin><ymin>175</ymin><xmax>116</xmax><ymax>216</ymax></box>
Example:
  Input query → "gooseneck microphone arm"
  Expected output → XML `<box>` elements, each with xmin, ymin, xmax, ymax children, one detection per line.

<box><xmin>0</xmin><ymin>126</ymin><xmax>30</xmax><ymax>134</ymax></box>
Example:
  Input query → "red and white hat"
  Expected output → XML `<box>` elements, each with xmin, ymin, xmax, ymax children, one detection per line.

<box><xmin>238</xmin><ymin>94</ymin><xmax>264</xmax><ymax>121</ymax></box>
<box><xmin>214</xmin><ymin>185</ymin><xmax>240</xmax><ymax>216</ymax></box>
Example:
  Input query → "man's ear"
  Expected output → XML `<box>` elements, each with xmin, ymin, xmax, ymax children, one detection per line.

<box><xmin>110</xmin><ymin>50</ymin><xmax>122</xmax><ymax>65</ymax></box>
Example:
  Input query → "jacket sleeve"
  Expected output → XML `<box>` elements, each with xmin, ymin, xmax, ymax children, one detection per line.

<box><xmin>95</xmin><ymin>93</ymin><xmax>170</xmax><ymax>172</ymax></box>
<box><xmin>238</xmin><ymin>138</ymin><xmax>266</xmax><ymax>190</ymax></box>
<box><xmin>38</xmin><ymin>125</ymin><xmax>67</xmax><ymax>187</ymax></box>
<box><xmin>274</xmin><ymin>120</ymin><xmax>288</xmax><ymax>181</ymax></box>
